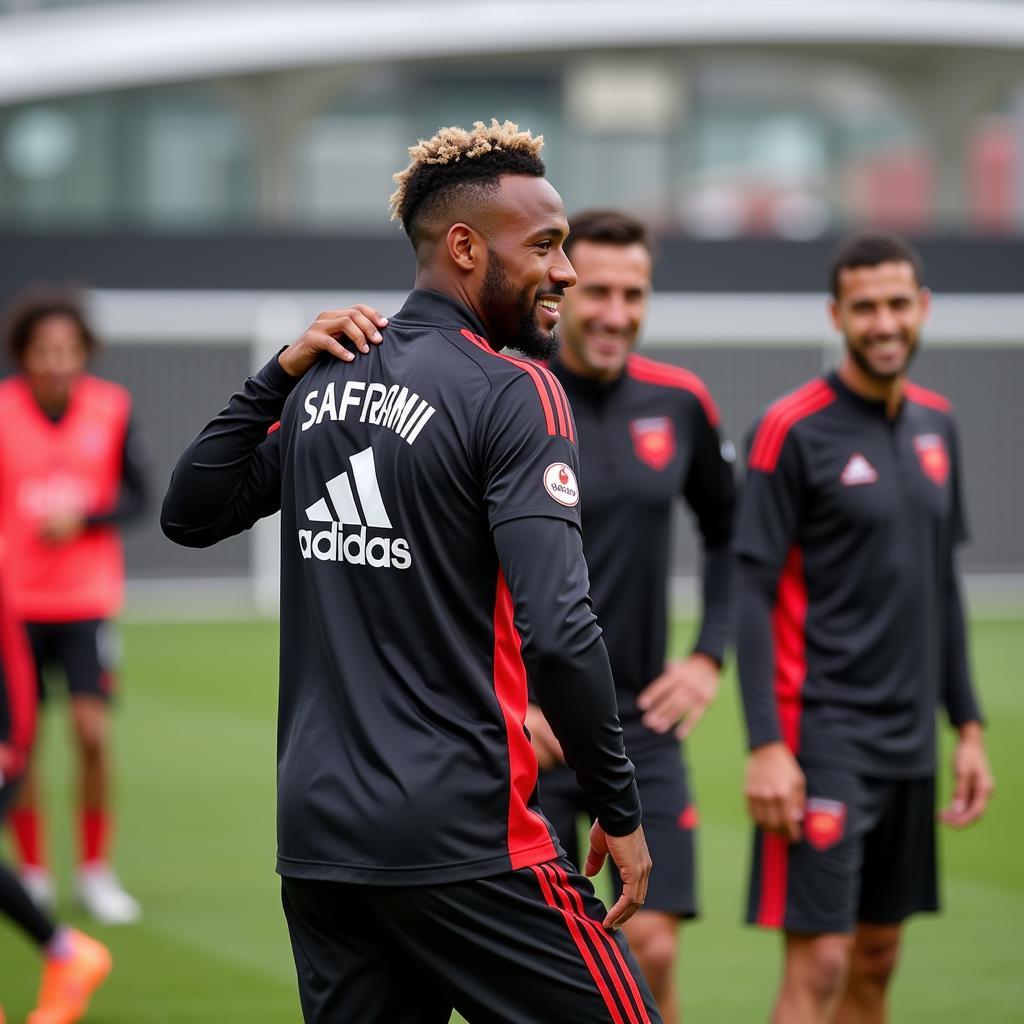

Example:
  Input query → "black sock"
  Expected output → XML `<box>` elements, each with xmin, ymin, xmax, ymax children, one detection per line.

<box><xmin>0</xmin><ymin>860</ymin><xmax>56</xmax><ymax>946</ymax></box>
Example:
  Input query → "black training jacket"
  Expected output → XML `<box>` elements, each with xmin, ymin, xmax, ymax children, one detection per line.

<box><xmin>162</xmin><ymin>289</ymin><xmax>640</xmax><ymax>884</ymax></box>
<box><xmin>735</xmin><ymin>372</ymin><xmax>982</xmax><ymax>778</ymax></box>
<box><xmin>548</xmin><ymin>355</ymin><xmax>735</xmax><ymax>720</ymax></box>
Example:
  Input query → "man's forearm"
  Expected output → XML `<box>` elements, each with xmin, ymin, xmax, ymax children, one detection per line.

<box><xmin>943</xmin><ymin>571</ymin><xmax>983</xmax><ymax>727</ymax></box>
<box><xmin>735</xmin><ymin>555</ymin><xmax>783</xmax><ymax>748</ymax></box>
<box><xmin>161</xmin><ymin>356</ymin><xmax>294</xmax><ymax>548</ymax></box>
<box><xmin>693</xmin><ymin>542</ymin><xmax>732</xmax><ymax>665</ymax></box>
<box><xmin>535</xmin><ymin>635</ymin><xmax>642</xmax><ymax>835</ymax></box>
<box><xmin>494</xmin><ymin>517</ymin><xmax>641</xmax><ymax>836</ymax></box>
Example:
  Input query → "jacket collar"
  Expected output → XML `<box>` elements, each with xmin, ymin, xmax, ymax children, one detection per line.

<box><xmin>393</xmin><ymin>288</ymin><xmax>489</xmax><ymax>342</ymax></box>
<box><xmin>827</xmin><ymin>370</ymin><xmax>903</xmax><ymax>420</ymax></box>
<box><xmin>549</xmin><ymin>354</ymin><xmax>626</xmax><ymax>403</ymax></box>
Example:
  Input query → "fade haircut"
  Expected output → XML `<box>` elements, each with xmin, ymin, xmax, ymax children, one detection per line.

<box><xmin>565</xmin><ymin>209</ymin><xmax>654</xmax><ymax>260</ymax></box>
<box><xmin>4</xmin><ymin>288</ymin><xmax>98</xmax><ymax>364</ymax></box>
<box><xmin>828</xmin><ymin>231</ymin><xmax>924</xmax><ymax>299</ymax></box>
<box><xmin>390</xmin><ymin>119</ymin><xmax>545</xmax><ymax>254</ymax></box>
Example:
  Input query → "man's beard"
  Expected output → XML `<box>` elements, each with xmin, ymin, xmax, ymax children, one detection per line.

<box><xmin>846</xmin><ymin>334</ymin><xmax>918</xmax><ymax>382</ymax></box>
<box><xmin>481</xmin><ymin>252</ymin><xmax>560</xmax><ymax>360</ymax></box>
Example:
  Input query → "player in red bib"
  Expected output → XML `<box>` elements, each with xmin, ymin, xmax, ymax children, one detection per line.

<box><xmin>0</xmin><ymin>291</ymin><xmax>149</xmax><ymax>925</ymax></box>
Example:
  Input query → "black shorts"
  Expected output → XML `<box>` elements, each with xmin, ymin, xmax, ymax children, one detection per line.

<box><xmin>281</xmin><ymin>859</ymin><xmax>662</xmax><ymax>1024</ymax></box>
<box><xmin>538</xmin><ymin>721</ymin><xmax>697</xmax><ymax>918</ymax></box>
<box><xmin>26</xmin><ymin>619</ymin><xmax>120</xmax><ymax>703</ymax></box>
<box><xmin>747</xmin><ymin>766</ymin><xmax>938</xmax><ymax>934</ymax></box>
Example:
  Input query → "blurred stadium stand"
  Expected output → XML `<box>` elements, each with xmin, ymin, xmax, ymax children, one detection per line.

<box><xmin>0</xmin><ymin>0</ymin><xmax>1021</xmax><ymax>613</ymax></box>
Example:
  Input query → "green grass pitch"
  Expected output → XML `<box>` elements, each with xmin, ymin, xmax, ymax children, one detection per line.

<box><xmin>1</xmin><ymin>616</ymin><xmax>1021</xmax><ymax>1021</ymax></box>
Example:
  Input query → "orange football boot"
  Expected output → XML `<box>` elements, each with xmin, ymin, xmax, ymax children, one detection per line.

<box><xmin>28</xmin><ymin>929</ymin><xmax>111</xmax><ymax>1024</ymax></box>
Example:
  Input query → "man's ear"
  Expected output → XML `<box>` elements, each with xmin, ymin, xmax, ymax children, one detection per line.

<box><xmin>827</xmin><ymin>297</ymin><xmax>842</xmax><ymax>333</ymax></box>
<box><xmin>917</xmin><ymin>286</ymin><xmax>932</xmax><ymax>324</ymax></box>
<box><xmin>447</xmin><ymin>223</ymin><xmax>483</xmax><ymax>271</ymax></box>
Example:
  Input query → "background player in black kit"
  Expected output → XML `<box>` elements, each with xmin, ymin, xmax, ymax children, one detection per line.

<box><xmin>735</xmin><ymin>232</ymin><xmax>994</xmax><ymax>1024</ymax></box>
<box><xmin>162</xmin><ymin>120</ymin><xmax>661</xmax><ymax>1024</ymax></box>
<box><xmin>524</xmin><ymin>210</ymin><xmax>735</xmax><ymax>1021</ymax></box>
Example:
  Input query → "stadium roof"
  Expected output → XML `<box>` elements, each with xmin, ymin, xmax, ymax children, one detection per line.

<box><xmin>2</xmin><ymin>0</ymin><xmax>1024</xmax><ymax>105</ymax></box>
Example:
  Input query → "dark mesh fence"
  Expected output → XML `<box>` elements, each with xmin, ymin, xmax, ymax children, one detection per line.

<box><xmin>91</xmin><ymin>341</ymin><xmax>252</xmax><ymax>579</ymax></box>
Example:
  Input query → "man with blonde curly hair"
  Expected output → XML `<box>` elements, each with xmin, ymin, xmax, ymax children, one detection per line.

<box><xmin>163</xmin><ymin>120</ymin><xmax>661</xmax><ymax>1024</ymax></box>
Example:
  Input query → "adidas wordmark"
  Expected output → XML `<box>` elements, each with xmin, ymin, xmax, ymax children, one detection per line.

<box><xmin>298</xmin><ymin>447</ymin><xmax>412</xmax><ymax>569</ymax></box>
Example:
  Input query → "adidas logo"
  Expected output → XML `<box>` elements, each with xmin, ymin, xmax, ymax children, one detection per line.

<box><xmin>840</xmin><ymin>453</ymin><xmax>878</xmax><ymax>487</ymax></box>
<box><xmin>298</xmin><ymin>446</ymin><xmax>412</xmax><ymax>569</ymax></box>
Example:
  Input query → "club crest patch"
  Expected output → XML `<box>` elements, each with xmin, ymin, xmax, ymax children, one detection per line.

<box><xmin>803</xmin><ymin>798</ymin><xmax>847</xmax><ymax>852</ymax></box>
<box><xmin>630</xmin><ymin>417</ymin><xmax>676</xmax><ymax>471</ymax></box>
<box><xmin>543</xmin><ymin>462</ymin><xmax>580</xmax><ymax>507</ymax></box>
<box><xmin>913</xmin><ymin>434</ymin><xmax>949</xmax><ymax>486</ymax></box>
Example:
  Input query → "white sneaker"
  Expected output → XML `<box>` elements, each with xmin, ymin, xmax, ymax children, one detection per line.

<box><xmin>19</xmin><ymin>866</ymin><xmax>56</xmax><ymax>914</ymax></box>
<box><xmin>75</xmin><ymin>863</ymin><xmax>142</xmax><ymax>925</ymax></box>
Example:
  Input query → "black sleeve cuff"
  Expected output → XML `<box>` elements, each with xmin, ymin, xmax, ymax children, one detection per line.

<box><xmin>691</xmin><ymin>645</ymin><xmax>723</xmax><ymax>669</ymax></box>
<box><xmin>691</xmin><ymin>543</ymin><xmax>732</xmax><ymax>665</ymax></box>
<box><xmin>746</xmin><ymin>721</ymin><xmax>783</xmax><ymax>750</ymax></box>
<box><xmin>735</xmin><ymin>555</ymin><xmax>784</xmax><ymax>750</ymax></box>
<box><xmin>598</xmin><ymin>802</ymin><xmax>643</xmax><ymax>838</ymax></box>
<box><xmin>943</xmin><ymin>571</ymin><xmax>984</xmax><ymax>727</ymax></box>
<box><xmin>261</xmin><ymin>350</ymin><xmax>303</xmax><ymax>396</ymax></box>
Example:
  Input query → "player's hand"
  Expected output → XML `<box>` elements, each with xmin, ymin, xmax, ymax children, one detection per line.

<box><xmin>584</xmin><ymin>820</ymin><xmax>652</xmax><ymax>931</ymax></box>
<box><xmin>525</xmin><ymin>703</ymin><xmax>564</xmax><ymax>770</ymax></box>
<box><xmin>939</xmin><ymin>721</ymin><xmax>994</xmax><ymax>828</ymax></box>
<box><xmin>278</xmin><ymin>306</ymin><xmax>389</xmax><ymax>377</ymax></box>
<box><xmin>636</xmin><ymin>653</ymin><xmax>720</xmax><ymax>739</ymax></box>
<box><xmin>745</xmin><ymin>741</ymin><xmax>805</xmax><ymax>842</ymax></box>
<box><xmin>38</xmin><ymin>509</ymin><xmax>86</xmax><ymax>544</ymax></box>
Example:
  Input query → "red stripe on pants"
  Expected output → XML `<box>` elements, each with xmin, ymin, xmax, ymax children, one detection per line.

<box><xmin>530</xmin><ymin>864</ymin><xmax>626</xmax><ymax>1024</ymax></box>
<box><xmin>548</xmin><ymin>863</ymin><xmax>652</xmax><ymax>1024</ymax></box>
<box><xmin>757</xmin><ymin>832</ymin><xmax>790</xmax><ymax>927</ymax></box>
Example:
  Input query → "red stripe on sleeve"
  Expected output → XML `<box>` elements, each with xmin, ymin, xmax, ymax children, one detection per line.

<box><xmin>500</xmin><ymin>355</ymin><xmax>559</xmax><ymax>437</ymax></box>
<box><xmin>904</xmin><ymin>380</ymin><xmax>952</xmax><ymax>412</ymax></box>
<box><xmin>748</xmin><ymin>381</ymin><xmax>835</xmax><ymax>473</ymax></box>
<box><xmin>749</xmin><ymin>381</ymin><xmax>833</xmax><ymax>472</ymax></box>
<box><xmin>461</xmin><ymin>329</ymin><xmax>557</xmax><ymax>436</ymax></box>
<box><xmin>539</xmin><ymin>367</ymin><xmax>576</xmax><ymax>444</ymax></box>
<box><xmin>535</xmin><ymin>364</ymin><xmax>569</xmax><ymax>439</ymax></box>
<box><xmin>267</xmin><ymin>421</ymin><xmax>281</xmax><ymax>436</ymax></box>
<box><xmin>626</xmin><ymin>354</ymin><xmax>721</xmax><ymax>427</ymax></box>
<box><xmin>493</xmin><ymin>573</ymin><xmax>558</xmax><ymax>868</ymax></box>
